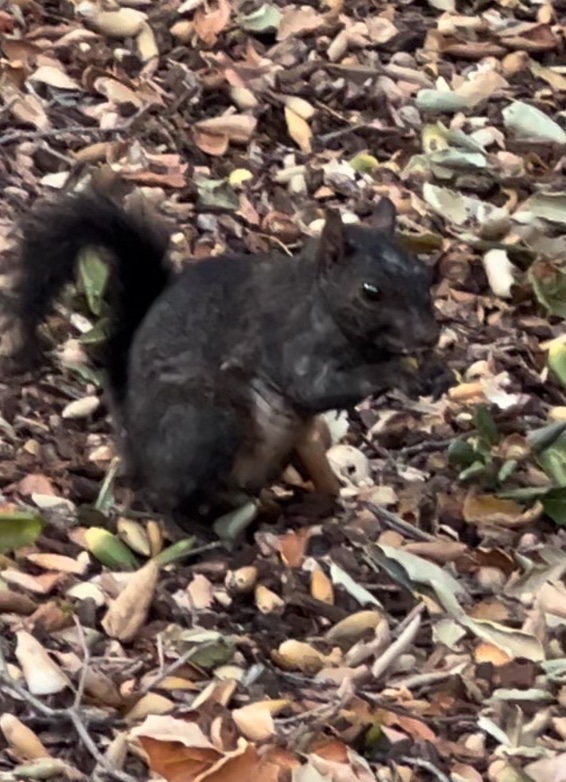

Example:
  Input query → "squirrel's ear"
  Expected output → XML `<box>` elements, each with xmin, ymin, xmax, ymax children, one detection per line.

<box><xmin>316</xmin><ymin>209</ymin><xmax>346</xmax><ymax>269</ymax></box>
<box><xmin>371</xmin><ymin>197</ymin><xmax>397</xmax><ymax>235</ymax></box>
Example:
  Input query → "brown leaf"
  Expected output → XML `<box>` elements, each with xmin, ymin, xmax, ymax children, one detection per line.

<box><xmin>193</xmin><ymin>129</ymin><xmax>230</xmax><ymax>156</ymax></box>
<box><xmin>30</xmin><ymin>65</ymin><xmax>81</xmax><ymax>90</ymax></box>
<box><xmin>463</xmin><ymin>493</ymin><xmax>543</xmax><ymax>528</ymax></box>
<box><xmin>101</xmin><ymin>560</ymin><xmax>159</xmax><ymax>642</ymax></box>
<box><xmin>18</xmin><ymin>473</ymin><xmax>57</xmax><ymax>497</ymax></box>
<box><xmin>194</xmin><ymin>0</ymin><xmax>232</xmax><ymax>46</ymax></box>
<box><xmin>131</xmin><ymin>716</ymin><xmax>221</xmax><ymax>782</ymax></box>
<box><xmin>194</xmin><ymin>114</ymin><xmax>257</xmax><ymax>144</ymax></box>
<box><xmin>277</xmin><ymin>5</ymin><xmax>326</xmax><ymax>40</ymax></box>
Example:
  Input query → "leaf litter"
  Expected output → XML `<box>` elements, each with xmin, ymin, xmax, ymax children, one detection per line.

<box><xmin>0</xmin><ymin>1</ymin><xmax>565</xmax><ymax>781</ymax></box>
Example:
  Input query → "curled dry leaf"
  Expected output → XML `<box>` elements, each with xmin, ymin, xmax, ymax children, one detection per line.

<box><xmin>81</xmin><ymin>7</ymin><xmax>147</xmax><ymax>38</ymax></box>
<box><xmin>0</xmin><ymin>714</ymin><xmax>50</xmax><ymax>760</ymax></box>
<box><xmin>463</xmin><ymin>493</ymin><xmax>543</xmax><ymax>529</ymax></box>
<box><xmin>25</xmin><ymin>553</ymin><xmax>87</xmax><ymax>576</ymax></box>
<box><xmin>62</xmin><ymin>395</ymin><xmax>100</xmax><ymax>419</ymax></box>
<box><xmin>187</xmin><ymin>573</ymin><xmax>215</xmax><ymax>610</ymax></box>
<box><xmin>136</xmin><ymin>22</ymin><xmax>159</xmax><ymax>63</ymax></box>
<box><xmin>15</xmin><ymin>631</ymin><xmax>70</xmax><ymax>696</ymax></box>
<box><xmin>284</xmin><ymin>96</ymin><xmax>316</xmax><ymax>120</ymax></box>
<box><xmin>194</xmin><ymin>114</ymin><xmax>257</xmax><ymax>144</ymax></box>
<box><xmin>272</xmin><ymin>639</ymin><xmax>328</xmax><ymax>673</ymax></box>
<box><xmin>225</xmin><ymin>565</ymin><xmax>258</xmax><ymax>593</ymax></box>
<box><xmin>285</xmin><ymin>106</ymin><xmax>312</xmax><ymax>154</ymax></box>
<box><xmin>482</xmin><ymin>249</ymin><xmax>516</xmax><ymax>299</ymax></box>
<box><xmin>194</xmin><ymin>0</ymin><xmax>232</xmax><ymax>46</ymax></box>
<box><xmin>125</xmin><ymin>693</ymin><xmax>175</xmax><ymax>723</ymax></box>
<box><xmin>101</xmin><ymin>560</ymin><xmax>159</xmax><ymax>642</ymax></box>
<box><xmin>232</xmin><ymin>702</ymin><xmax>276</xmax><ymax>742</ymax></box>
<box><xmin>277</xmin><ymin>5</ymin><xmax>325</xmax><ymax>40</ymax></box>
<box><xmin>536</xmin><ymin>581</ymin><xmax>566</xmax><ymax>619</ymax></box>
<box><xmin>325</xmin><ymin>610</ymin><xmax>383</xmax><ymax>645</ymax></box>
<box><xmin>254</xmin><ymin>584</ymin><xmax>284</xmax><ymax>614</ymax></box>
<box><xmin>30</xmin><ymin>65</ymin><xmax>81</xmax><ymax>91</ymax></box>
<box><xmin>116</xmin><ymin>517</ymin><xmax>151</xmax><ymax>557</ymax></box>
<box><xmin>310</xmin><ymin>568</ymin><xmax>335</xmax><ymax>604</ymax></box>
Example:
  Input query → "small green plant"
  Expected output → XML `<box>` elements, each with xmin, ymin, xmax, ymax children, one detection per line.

<box><xmin>448</xmin><ymin>404</ymin><xmax>566</xmax><ymax>526</ymax></box>
<box><xmin>447</xmin><ymin>405</ymin><xmax>515</xmax><ymax>488</ymax></box>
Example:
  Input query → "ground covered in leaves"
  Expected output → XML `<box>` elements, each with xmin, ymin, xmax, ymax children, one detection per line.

<box><xmin>0</xmin><ymin>0</ymin><xmax>566</xmax><ymax>781</ymax></box>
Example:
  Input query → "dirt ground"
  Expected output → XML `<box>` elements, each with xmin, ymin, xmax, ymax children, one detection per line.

<box><xmin>0</xmin><ymin>1</ymin><xmax>566</xmax><ymax>781</ymax></box>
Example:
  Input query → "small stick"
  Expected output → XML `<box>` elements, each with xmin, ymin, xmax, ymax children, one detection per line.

<box><xmin>0</xmin><ymin>645</ymin><xmax>137</xmax><ymax>782</ymax></box>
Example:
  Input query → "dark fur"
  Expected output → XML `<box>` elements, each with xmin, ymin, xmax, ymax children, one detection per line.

<box><xmin>10</xmin><ymin>187</ymin><xmax>441</xmax><ymax>524</ymax></box>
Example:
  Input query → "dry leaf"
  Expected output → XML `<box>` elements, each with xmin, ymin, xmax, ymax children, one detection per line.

<box><xmin>101</xmin><ymin>560</ymin><xmax>159</xmax><ymax>642</ymax></box>
<box><xmin>194</xmin><ymin>0</ymin><xmax>232</xmax><ymax>45</ymax></box>
<box><xmin>284</xmin><ymin>106</ymin><xmax>312</xmax><ymax>153</ymax></box>
<box><xmin>84</xmin><ymin>8</ymin><xmax>147</xmax><ymax>38</ymax></box>
<box><xmin>0</xmin><ymin>714</ymin><xmax>50</xmax><ymax>761</ymax></box>
<box><xmin>30</xmin><ymin>65</ymin><xmax>81</xmax><ymax>91</ymax></box>
<box><xmin>277</xmin><ymin>6</ymin><xmax>325</xmax><ymax>40</ymax></box>
<box><xmin>194</xmin><ymin>114</ymin><xmax>257</xmax><ymax>144</ymax></box>
<box><xmin>15</xmin><ymin>631</ymin><xmax>70</xmax><ymax>695</ymax></box>
<box><xmin>232</xmin><ymin>703</ymin><xmax>276</xmax><ymax>742</ymax></box>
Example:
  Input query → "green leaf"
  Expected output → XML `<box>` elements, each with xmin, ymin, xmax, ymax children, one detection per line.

<box><xmin>542</xmin><ymin>487</ymin><xmax>566</xmax><ymax>526</ymax></box>
<box><xmin>349</xmin><ymin>153</ymin><xmax>379</xmax><ymax>173</ymax></box>
<box><xmin>448</xmin><ymin>438</ymin><xmax>477</xmax><ymax>468</ymax></box>
<box><xmin>239</xmin><ymin>3</ymin><xmax>281</xmax><ymax>32</ymax></box>
<box><xmin>415</xmin><ymin>89</ymin><xmax>470</xmax><ymax>113</ymax></box>
<box><xmin>79</xmin><ymin>317</ymin><xmax>110</xmax><ymax>346</ymax></box>
<box><xmin>78</xmin><ymin>248</ymin><xmax>109</xmax><ymax>317</ymax></box>
<box><xmin>502</xmin><ymin>101</ymin><xmax>566</xmax><ymax>144</ymax></box>
<box><xmin>498</xmin><ymin>459</ymin><xmax>518</xmax><ymax>483</ymax></box>
<box><xmin>497</xmin><ymin>486</ymin><xmax>549</xmax><ymax>501</ymax></box>
<box><xmin>84</xmin><ymin>527</ymin><xmax>140</xmax><ymax>570</ymax></box>
<box><xmin>0</xmin><ymin>510</ymin><xmax>44</xmax><ymax>554</ymax></box>
<box><xmin>528</xmin><ymin>261</ymin><xmax>566</xmax><ymax>319</ymax></box>
<box><xmin>187</xmin><ymin>638</ymin><xmax>234</xmax><ymax>670</ymax></box>
<box><xmin>473</xmin><ymin>405</ymin><xmax>499</xmax><ymax>447</ymax></box>
<box><xmin>527</xmin><ymin>421</ymin><xmax>566</xmax><ymax>453</ymax></box>
<box><xmin>459</xmin><ymin>461</ymin><xmax>487</xmax><ymax>482</ymax></box>
<box><xmin>196</xmin><ymin>178</ymin><xmax>239</xmax><ymax>210</ymax></box>
<box><xmin>548</xmin><ymin>342</ymin><xmax>566</xmax><ymax>389</ymax></box>
<box><xmin>153</xmin><ymin>537</ymin><xmax>197</xmax><ymax>567</ymax></box>
<box><xmin>536</xmin><ymin>434</ymin><xmax>566</xmax><ymax>486</ymax></box>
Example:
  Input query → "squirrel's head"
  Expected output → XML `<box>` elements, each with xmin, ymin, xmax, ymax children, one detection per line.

<box><xmin>315</xmin><ymin>198</ymin><xmax>440</xmax><ymax>359</ymax></box>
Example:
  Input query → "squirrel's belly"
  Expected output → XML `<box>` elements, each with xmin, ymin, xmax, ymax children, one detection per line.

<box><xmin>229</xmin><ymin>385</ymin><xmax>305</xmax><ymax>493</ymax></box>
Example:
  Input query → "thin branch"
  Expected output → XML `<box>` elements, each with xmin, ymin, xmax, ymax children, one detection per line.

<box><xmin>0</xmin><ymin>645</ymin><xmax>136</xmax><ymax>782</ymax></box>
<box><xmin>0</xmin><ymin>105</ymin><xmax>151</xmax><ymax>147</ymax></box>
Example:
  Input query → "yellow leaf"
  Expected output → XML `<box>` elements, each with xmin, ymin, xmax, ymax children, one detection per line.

<box><xmin>284</xmin><ymin>107</ymin><xmax>312</xmax><ymax>153</ymax></box>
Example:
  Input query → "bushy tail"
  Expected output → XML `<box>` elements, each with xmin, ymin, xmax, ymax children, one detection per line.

<box><xmin>12</xmin><ymin>186</ymin><xmax>172</xmax><ymax>400</ymax></box>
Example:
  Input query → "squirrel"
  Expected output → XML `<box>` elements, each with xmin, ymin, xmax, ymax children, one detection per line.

<box><xmin>7</xmin><ymin>183</ymin><xmax>441</xmax><ymax>537</ymax></box>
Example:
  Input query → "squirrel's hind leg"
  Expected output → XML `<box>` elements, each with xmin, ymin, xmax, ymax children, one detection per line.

<box><xmin>131</xmin><ymin>401</ymin><xmax>245</xmax><ymax>536</ymax></box>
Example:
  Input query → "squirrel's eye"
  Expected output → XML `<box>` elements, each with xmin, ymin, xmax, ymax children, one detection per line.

<box><xmin>361</xmin><ymin>282</ymin><xmax>382</xmax><ymax>302</ymax></box>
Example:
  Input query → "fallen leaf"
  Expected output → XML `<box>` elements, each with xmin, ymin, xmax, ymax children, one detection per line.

<box><xmin>102</xmin><ymin>560</ymin><xmax>159</xmax><ymax>642</ymax></box>
<box><xmin>194</xmin><ymin>0</ymin><xmax>232</xmax><ymax>45</ymax></box>
<box><xmin>284</xmin><ymin>106</ymin><xmax>312</xmax><ymax>153</ymax></box>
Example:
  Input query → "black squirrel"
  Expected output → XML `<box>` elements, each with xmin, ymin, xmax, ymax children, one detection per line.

<box><xmin>9</xmin><ymin>184</ymin><xmax>442</xmax><ymax>532</ymax></box>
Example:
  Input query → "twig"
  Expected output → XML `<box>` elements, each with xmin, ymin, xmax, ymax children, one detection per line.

<box><xmin>0</xmin><ymin>124</ymin><xmax>128</xmax><ymax>147</ymax></box>
<box><xmin>396</xmin><ymin>436</ymin><xmax>455</xmax><ymax>457</ymax></box>
<box><xmin>0</xmin><ymin>645</ymin><xmax>136</xmax><ymax>782</ymax></box>
<box><xmin>140</xmin><ymin>644</ymin><xmax>203</xmax><ymax>696</ymax></box>
<box><xmin>73</xmin><ymin>617</ymin><xmax>90</xmax><ymax>710</ymax></box>
<box><xmin>366</xmin><ymin>502</ymin><xmax>437</xmax><ymax>542</ymax></box>
<box><xmin>0</xmin><ymin>105</ymin><xmax>151</xmax><ymax>148</ymax></box>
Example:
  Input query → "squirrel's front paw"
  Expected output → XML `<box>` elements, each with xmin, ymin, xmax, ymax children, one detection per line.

<box><xmin>399</xmin><ymin>355</ymin><xmax>455</xmax><ymax>400</ymax></box>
